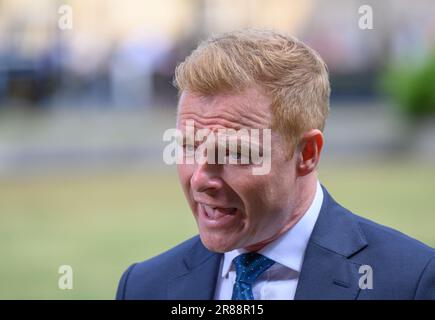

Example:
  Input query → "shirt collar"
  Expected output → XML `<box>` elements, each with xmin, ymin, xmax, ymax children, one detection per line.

<box><xmin>221</xmin><ymin>180</ymin><xmax>323</xmax><ymax>278</ymax></box>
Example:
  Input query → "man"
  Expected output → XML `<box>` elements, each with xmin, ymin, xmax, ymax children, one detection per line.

<box><xmin>116</xmin><ymin>29</ymin><xmax>434</xmax><ymax>299</ymax></box>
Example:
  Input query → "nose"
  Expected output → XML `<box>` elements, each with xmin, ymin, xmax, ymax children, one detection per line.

<box><xmin>190</xmin><ymin>162</ymin><xmax>223</xmax><ymax>194</ymax></box>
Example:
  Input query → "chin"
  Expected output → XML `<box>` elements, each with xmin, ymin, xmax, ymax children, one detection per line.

<box><xmin>199</xmin><ymin>232</ymin><xmax>240</xmax><ymax>253</ymax></box>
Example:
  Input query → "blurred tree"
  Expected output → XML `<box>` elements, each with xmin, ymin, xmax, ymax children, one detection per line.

<box><xmin>381</xmin><ymin>53</ymin><xmax>435</xmax><ymax>121</ymax></box>
<box><xmin>380</xmin><ymin>53</ymin><xmax>435</xmax><ymax>158</ymax></box>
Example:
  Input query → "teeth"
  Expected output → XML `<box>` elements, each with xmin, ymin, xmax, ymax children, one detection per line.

<box><xmin>203</xmin><ymin>205</ymin><xmax>216</xmax><ymax>218</ymax></box>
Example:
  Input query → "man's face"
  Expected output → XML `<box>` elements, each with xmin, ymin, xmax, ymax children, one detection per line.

<box><xmin>177</xmin><ymin>88</ymin><xmax>300</xmax><ymax>253</ymax></box>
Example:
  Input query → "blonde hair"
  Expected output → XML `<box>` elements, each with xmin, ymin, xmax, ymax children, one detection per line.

<box><xmin>174</xmin><ymin>29</ymin><xmax>330</xmax><ymax>156</ymax></box>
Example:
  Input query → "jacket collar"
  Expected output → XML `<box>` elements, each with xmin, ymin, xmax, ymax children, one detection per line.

<box><xmin>294</xmin><ymin>185</ymin><xmax>368</xmax><ymax>299</ymax></box>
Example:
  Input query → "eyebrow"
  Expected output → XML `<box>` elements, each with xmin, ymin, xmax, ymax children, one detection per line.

<box><xmin>180</xmin><ymin>132</ymin><xmax>263</xmax><ymax>151</ymax></box>
<box><xmin>224</xmin><ymin>134</ymin><xmax>262</xmax><ymax>149</ymax></box>
<box><xmin>178</xmin><ymin>113</ymin><xmax>244</xmax><ymax>131</ymax></box>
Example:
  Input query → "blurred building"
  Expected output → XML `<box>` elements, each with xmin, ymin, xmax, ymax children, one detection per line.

<box><xmin>0</xmin><ymin>0</ymin><xmax>433</xmax><ymax>109</ymax></box>
<box><xmin>0</xmin><ymin>0</ymin><xmax>434</xmax><ymax>176</ymax></box>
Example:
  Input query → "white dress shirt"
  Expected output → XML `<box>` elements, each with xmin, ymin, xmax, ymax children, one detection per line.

<box><xmin>214</xmin><ymin>180</ymin><xmax>323</xmax><ymax>300</ymax></box>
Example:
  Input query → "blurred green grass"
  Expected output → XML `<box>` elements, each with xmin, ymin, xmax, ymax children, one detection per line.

<box><xmin>0</xmin><ymin>162</ymin><xmax>434</xmax><ymax>299</ymax></box>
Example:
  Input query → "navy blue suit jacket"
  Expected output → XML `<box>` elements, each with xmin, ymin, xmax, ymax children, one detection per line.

<box><xmin>116</xmin><ymin>186</ymin><xmax>435</xmax><ymax>299</ymax></box>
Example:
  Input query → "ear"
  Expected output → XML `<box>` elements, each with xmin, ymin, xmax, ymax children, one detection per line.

<box><xmin>296</xmin><ymin>129</ymin><xmax>324</xmax><ymax>177</ymax></box>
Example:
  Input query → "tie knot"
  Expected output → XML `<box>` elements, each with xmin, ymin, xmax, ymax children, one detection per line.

<box><xmin>233</xmin><ymin>252</ymin><xmax>275</xmax><ymax>284</ymax></box>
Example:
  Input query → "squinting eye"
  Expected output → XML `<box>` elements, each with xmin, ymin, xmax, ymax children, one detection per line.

<box><xmin>184</xmin><ymin>144</ymin><xmax>195</xmax><ymax>152</ymax></box>
<box><xmin>229</xmin><ymin>152</ymin><xmax>242</xmax><ymax>160</ymax></box>
<box><xmin>230</xmin><ymin>152</ymin><xmax>242</xmax><ymax>160</ymax></box>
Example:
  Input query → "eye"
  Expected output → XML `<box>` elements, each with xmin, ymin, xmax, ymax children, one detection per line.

<box><xmin>226</xmin><ymin>149</ymin><xmax>249</xmax><ymax>164</ymax></box>
<box><xmin>229</xmin><ymin>151</ymin><xmax>242</xmax><ymax>160</ymax></box>
<box><xmin>184</xmin><ymin>144</ymin><xmax>195</xmax><ymax>152</ymax></box>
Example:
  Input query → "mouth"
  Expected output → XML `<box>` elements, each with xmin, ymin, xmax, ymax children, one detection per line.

<box><xmin>197</xmin><ymin>203</ymin><xmax>240</xmax><ymax>228</ymax></box>
<box><xmin>201</xmin><ymin>204</ymin><xmax>237</xmax><ymax>219</ymax></box>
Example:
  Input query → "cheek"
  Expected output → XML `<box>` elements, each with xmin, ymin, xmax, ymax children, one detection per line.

<box><xmin>240</xmin><ymin>169</ymin><xmax>293</xmax><ymax>216</ymax></box>
<box><xmin>177</xmin><ymin>164</ymin><xmax>193</xmax><ymax>191</ymax></box>
<box><xmin>177</xmin><ymin>164</ymin><xmax>198</xmax><ymax>213</ymax></box>
<box><xmin>228</xmin><ymin>173</ymin><xmax>270</xmax><ymax>210</ymax></box>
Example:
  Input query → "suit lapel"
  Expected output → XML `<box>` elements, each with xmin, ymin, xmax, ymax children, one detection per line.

<box><xmin>167</xmin><ymin>237</ymin><xmax>223</xmax><ymax>299</ymax></box>
<box><xmin>294</xmin><ymin>241</ymin><xmax>364</xmax><ymax>299</ymax></box>
<box><xmin>295</xmin><ymin>185</ymin><xmax>368</xmax><ymax>300</ymax></box>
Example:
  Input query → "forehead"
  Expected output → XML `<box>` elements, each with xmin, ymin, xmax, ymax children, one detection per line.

<box><xmin>177</xmin><ymin>88</ymin><xmax>272</xmax><ymax>131</ymax></box>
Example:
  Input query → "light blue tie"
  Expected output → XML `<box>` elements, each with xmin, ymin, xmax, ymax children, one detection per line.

<box><xmin>231</xmin><ymin>252</ymin><xmax>275</xmax><ymax>300</ymax></box>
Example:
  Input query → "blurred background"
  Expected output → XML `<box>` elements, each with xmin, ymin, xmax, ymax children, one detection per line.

<box><xmin>0</xmin><ymin>0</ymin><xmax>434</xmax><ymax>299</ymax></box>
